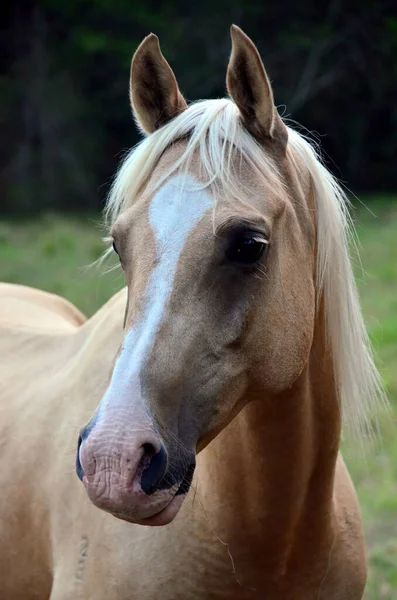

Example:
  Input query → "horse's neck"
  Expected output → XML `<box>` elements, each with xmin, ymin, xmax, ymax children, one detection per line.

<box><xmin>78</xmin><ymin>288</ymin><xmax>127</xmax><ymax>350</ymax></box>
<box><xmin>70</xmin><ymin>288</ymin><xmax>127</xmax><ymax>396</ymax></box>
<box><xmin>82</xmin><ymin>291</ymin><xmax>340</xmax><ymax>567</ymax></box>
<box><xmin>197</xmin><ymin>308</ymin><xmax>340</xmax><ymax>573</ymax></box>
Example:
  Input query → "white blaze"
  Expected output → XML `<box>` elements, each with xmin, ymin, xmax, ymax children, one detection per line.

<box><xmin>97</xmin><ymin>174</ymin><xmax>213</xmax><ymax>416</ymax></box>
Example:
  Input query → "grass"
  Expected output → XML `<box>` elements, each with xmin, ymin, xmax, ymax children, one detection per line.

<box><xmin>0</xmin><ymin>214</ymin><xmax>122</xmax><ymax>316</ymax></box>
<box><xmin>0</xmin><ymin>201</ymin><xmax>396</xmax><ymax>597</ymax></box>
<box><xmin>346</xmin><ymin>198</ymin><xmax>397</xmax><ymax>599</ymax></box>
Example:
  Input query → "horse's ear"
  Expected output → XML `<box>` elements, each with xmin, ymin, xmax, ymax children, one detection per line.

<box><xmin>130</xmin><ymin>34</ymin><xmax>187</xmax><ymax>134</ymax></box>
<box><xmin>226</xmin><ymin>25</ymin><xmax>287</xmax><ymax>149</ymax></box>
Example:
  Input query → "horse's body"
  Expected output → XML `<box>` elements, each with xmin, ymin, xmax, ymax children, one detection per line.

<box><xmin>0</xmin><ymin>283</ymin><xmax>365</xmax><ymax>599</ymax></box>
<box><xmin>0</xmin><ymin>27</ymin><xmax>384</xmax><ymax>599</ymax></box>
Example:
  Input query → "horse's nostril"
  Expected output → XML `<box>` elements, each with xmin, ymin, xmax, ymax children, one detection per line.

<box><xmin>140</xmin><ymin>444</ymin><xmax>168</xmax><ymax>495</ymax></box>
<box><xmin>76</xmin><ymin>435</ymin><xmax>84</xmax><ymax>481</ymax></box>
<box><xmin>142</xmin><ymin>442</ymin><xmax>156</xmax><ymax>459</ymax></box>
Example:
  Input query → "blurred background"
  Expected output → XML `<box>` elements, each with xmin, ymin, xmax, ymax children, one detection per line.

<box><xmin>1</xmin><ymin>1</ymin><xmax>396</xmax><ymax>597</ymax></box>
<box><xmin>2</xmin><ymin>0</ymin><xmax>397</xmax><ymax>212</ymax></box>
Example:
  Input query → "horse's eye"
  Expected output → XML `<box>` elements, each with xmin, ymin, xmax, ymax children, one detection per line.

<box><xmin>226</xmin><ymin>232</ymin><xmax>268</xmax><ymax>265</ymax></box>
<box><xmin>112</xmin><ymin>241</ymin><xmax>119</xmax><ymax>255</ymax></box>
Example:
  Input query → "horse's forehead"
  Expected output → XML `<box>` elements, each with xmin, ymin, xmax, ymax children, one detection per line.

<box><xmin>148</xmin><ymin>174</ymin><xmax>214</xmax><ymax>253</ymax></box>
<box><xmin>117</xmin><ymin>138</ymin><xmax>303</xmax><ymax>253</ymax></box>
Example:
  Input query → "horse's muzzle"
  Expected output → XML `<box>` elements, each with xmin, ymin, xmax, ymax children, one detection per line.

<box><xmin>76</xmin><ymin>418</ymin><xmax>195</xmax><ymax>525</ymax></box>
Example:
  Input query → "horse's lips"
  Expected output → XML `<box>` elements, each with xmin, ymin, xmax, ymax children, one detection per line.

<box><xmin>82</xmin><ymin>469</ymin><xmax>187</xmax><ymax>526</ymax></box>
<box><xmin>81</xmin><ymin>455</ymin><xmax>195</xmax><ymax>526</ymax></box>
<box><xmin>106</xmin><ymin>491</ymin><xmax>186</xmax><ymax>526</ymax></box>
<box><xmin>135</xmin><ymin>493</ymin><xmax>186</xmax><ymax>526</ymax></box>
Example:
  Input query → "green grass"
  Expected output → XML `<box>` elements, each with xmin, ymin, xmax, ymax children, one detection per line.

<box><xmin>346</xmin><ymin>199</ymin><xmax>397</xmax><ymax>599</ymax></box>
<box><xmin>1</xmin><ymin>202</ymin><xmax>396</xmax><ymax>597</ymax></box>
<box><xmin>0</xmin><ymin>214</ymin><xmax>121</xmax><ymax>316</ymax></box>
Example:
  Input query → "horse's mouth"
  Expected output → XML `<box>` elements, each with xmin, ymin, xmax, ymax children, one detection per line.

<box><xmin>106</xmin><ymin>462</ymin><xmax>196</xmax><ymax>527</ymax></box>
<box><xmin>134</xmin><ymin>492</ymin><xmax>187</xmax><ymax>526</ymax></box>
<box><xmin>171</xmin><ymin>461</ymin><xmax>196</xmax><ymax>496</ymax></box>
<box><xmin>109</xmin><ymin>488</ymin><xmax>186</xmax><ymax>526</ymax></box>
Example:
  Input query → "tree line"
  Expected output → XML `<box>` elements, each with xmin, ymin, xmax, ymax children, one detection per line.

<box><xmin>1</xmin><ymin>0</ymin><xmax>396</xmax><ymax>214</ymax></box>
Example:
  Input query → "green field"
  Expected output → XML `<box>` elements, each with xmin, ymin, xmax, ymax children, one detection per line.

<box><xmin>1</xmin><ymin>202</ymin><xmax>396</xmax><ymax>597</ymax></box>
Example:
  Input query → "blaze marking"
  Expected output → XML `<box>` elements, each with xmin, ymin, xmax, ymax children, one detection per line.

<box><xmin>97</xmin><ymin>174</ymin><xmax>213</xmax><ymax>414</ymax></box>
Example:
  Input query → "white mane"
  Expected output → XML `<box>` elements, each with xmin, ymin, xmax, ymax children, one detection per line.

<box><xmin>105</xmin><ymin>98</ymin><xmax>386</xmax><ymax>439</ymax></box>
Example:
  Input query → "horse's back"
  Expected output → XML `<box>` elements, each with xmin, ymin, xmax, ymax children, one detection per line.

<box><xmin>0</xmin><ymin>283</ymin><xmax>86</xmax><ymax>599</ymax></box>
<box><xmin>0</xmin><ymin>283</ymin><xmax>86</xmax><ymax>331</ymax></box>
<box><xmin>0</xmin><ymin>283</ymin><xmax>87</xmax><ymax>408</ymax></box>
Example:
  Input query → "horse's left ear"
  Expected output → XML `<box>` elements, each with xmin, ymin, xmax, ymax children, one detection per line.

<box><xmin>226</xmin><ymin>25</ymin><xmax>288</xmax><ymax>150</ymax></box>
<box><xmin>130</xmin><ymin>33</ymin><xmax>187</xmax><ymax>134</ymax></box>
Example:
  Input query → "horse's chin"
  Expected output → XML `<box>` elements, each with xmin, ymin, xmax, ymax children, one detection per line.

<box><xmin>135</xmin><ymin>493</ymin><xmax>186</xmax><ymax>526</ymax></box>
<box><xmin>109</xmin><ymin>493</ymin><xmax>186</xmax><ymax>527</ymax></box>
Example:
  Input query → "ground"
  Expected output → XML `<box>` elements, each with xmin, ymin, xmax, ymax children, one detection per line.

<box><xmin>0</xmin><ymin>199</ymin><xmax>396</xmax><ymax>598</ymax></box>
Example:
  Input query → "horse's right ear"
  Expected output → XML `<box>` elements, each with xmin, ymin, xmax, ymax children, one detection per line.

<box><xmin>130</xmin><ymin>34</ymin><xmax>187</xmax><ymax>135</ymax></box>
<box><xmin>226</xmin><ymin>25</ymin><xmax>287</xmax><ymax>150</ymax></box>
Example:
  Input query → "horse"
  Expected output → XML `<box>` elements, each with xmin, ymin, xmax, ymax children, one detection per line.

<box><xmin>0</xmin><ymin>26</ymin><xmax>386</xmax><ymax>599</ymax></box>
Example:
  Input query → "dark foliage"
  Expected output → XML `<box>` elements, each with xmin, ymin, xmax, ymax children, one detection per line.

<box><xmin>1</xmin><ymin>0</ymin><xmax>396</xmax><ymax>214</ymax></box>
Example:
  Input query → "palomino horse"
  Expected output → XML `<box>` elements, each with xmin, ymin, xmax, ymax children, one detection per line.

<box><xmin>0</xmin><ymin>26</ymin><xmax>385</xmax><ymax>599</ymax></box>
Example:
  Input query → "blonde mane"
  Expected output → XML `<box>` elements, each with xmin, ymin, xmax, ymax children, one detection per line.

<box><xmin>105</xmin><ymin>98</ymin><xmax>386</xmax><ymax>438</ymax></box>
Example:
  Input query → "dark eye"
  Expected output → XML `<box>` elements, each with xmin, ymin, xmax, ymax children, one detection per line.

<box><xmin>112</xmin><ymin>241</ymin><xmax>119</xmax><ymax>255</ymax></box>
<box><xmin>226</xmin><ymin>232</ymin><xmax>268</xmax><ymax>265</ymax></box>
